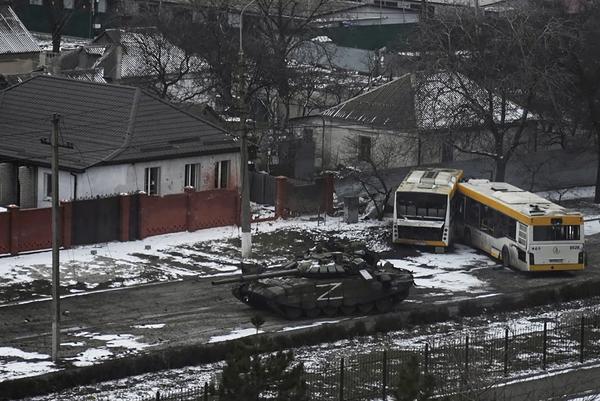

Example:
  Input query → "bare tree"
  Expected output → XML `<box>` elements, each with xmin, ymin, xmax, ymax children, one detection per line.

<box><xmin>341</xmin><ymin>131</ymin><xmax>419</xmax><ymax>220</ymax></box>
<box><xmin>124</xmin><ymin>27</ymin><xmax>210</xmax><ymax>103</ymax></box>
<box><xmin>410</xmin><ymin>2</ymin><xmax>559</xmax><ymax>181</ymax></box>
<box><xmin>542</xmin><ymin>1</ymin><xmax>600</xmax><ymax>202</ymax></box>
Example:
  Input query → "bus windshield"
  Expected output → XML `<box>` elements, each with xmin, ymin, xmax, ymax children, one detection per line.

<box><xmin>396</xmin><ymin>192</ymin><xmax>447</xmax><ymax>220</ymax></box>
<box><xmin>533</xmin><ymin>225</ymin><xmax>581</xmax><ymax>242</ymax></box>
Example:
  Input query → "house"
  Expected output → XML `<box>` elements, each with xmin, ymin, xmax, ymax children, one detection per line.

<box><xmin>0</xmin><ymin>75</ymin><xmax>240</xmax><ymax>208</ymax></box>
<box><xmin>285</xmin><ymin>72</ymin><xmax>537</xmax><ymax>177</ymax></box>
<box><xmin>0</xmin><ymin>4</ymin><xmax>41</xmax><ymax>76</ymax></box>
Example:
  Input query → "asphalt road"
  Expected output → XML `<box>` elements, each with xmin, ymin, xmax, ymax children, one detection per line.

<box><xmin>0</xmin><ymin>235</ymin><xmax>599</xmax><ymax>361</ymax></box>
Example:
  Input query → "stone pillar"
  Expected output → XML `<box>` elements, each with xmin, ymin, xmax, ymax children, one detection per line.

<box><xmin>18</xmin><ymin>165</ymin><xmax>37</xmax><ymax>208</ymax></box>
<box><xmin>8</xmin><ymin>205</ymin><xmax>19</xmax><ymax>255</ymax></box>
<box><xmin>275</xmin><ymin>176</ymin><xmax>288</xmax><ymax>218</ymax></box>
<box><xmin>119</xmin><ymin>195</ymin><xmax>131</xmax><ymax>242</ymax></box>
<box><xmin>138</xmin><ymin>193</ymin><xmax>147</xmax><ymax>240</ymax></box>
<box><xmin>0</xmin><ymin>163</ymin><xmax>17</xmax><ymax>205</ymax></box>
<box><xmin>184</xmin><ymin>186</ymin><xmax>194</xmax><ymax>231</ymax></box>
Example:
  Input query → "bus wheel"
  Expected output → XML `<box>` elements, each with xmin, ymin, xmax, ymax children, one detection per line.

<box><xmin>464</xmin><ymin>229</ymin><xmax>472</xmax><ymax>246</ymax></box>
<box><xmin>502</xmin><ymin>246</ymin><xmax>510</xmax><ymax>268</ymax></box>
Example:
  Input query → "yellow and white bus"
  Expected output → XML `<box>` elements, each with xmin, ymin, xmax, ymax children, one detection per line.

<box><xmin>457</xmin><ymin>179</ymin><xmax>585</xmax><ymax>272</ymax></box>
<box><xmin>393</xmin><ymin>168</ymin><xmax>464</xmax><ymax>252</ymax></box>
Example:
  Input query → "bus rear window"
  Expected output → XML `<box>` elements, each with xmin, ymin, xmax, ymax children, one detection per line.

<box><xmin>533</xmin><ymin>225</ymin><xmax>580</xmax><ymax>241</ymax></box>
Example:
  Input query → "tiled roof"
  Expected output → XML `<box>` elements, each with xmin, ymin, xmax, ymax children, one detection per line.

<box><xmin>0</xmin><ymin>5</ymin><xmax>40</xmax><ymax>55</ymax></box>
<box><xmin>0</xmin><ymin>76</ymin><xmax>237</xmax><ymax>171</ymax></box>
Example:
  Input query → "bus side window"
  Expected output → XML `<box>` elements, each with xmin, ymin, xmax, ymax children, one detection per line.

<box><xmin>465</xmin><ymin>198</ymin><xmax>480</xmax><ymax>227</ymax></box>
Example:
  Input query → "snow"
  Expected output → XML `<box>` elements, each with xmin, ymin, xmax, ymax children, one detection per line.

<box><xmin>281</xmin><ymin>320</ymin><xmax>342</xmax><ymax>332</ymax></box>
<box><xmin>71</xmin><ymin>348</ymin><xmax>114</xmax><ymax>368</ymax></box>
<box><xmin>208</xmin><ymin>328</ymin><xmax>263</xmax><ymax>343</ymax></box>
<box><xmin>585</xmin><ymin>217</ymin><xmax>600</xmax><ymax>236</ymax></box>
<box><xmin>0</xmin><ymin>348</ymin><xmax>56</xmax><ymax>381</ymax></box>
<box><xmin>384</xmin><ymin>244</ymin><xmax>493</xmax><ymax>293</ymax></box>
<box><xmin>132</xmin><ymin>324</ymin><xmax>166</xmax><ymax>329</ymax></box>
<box><xmin>536</xmin><ymin>186</ymin><xmax>595</xmax><ymax>202</ymax></box>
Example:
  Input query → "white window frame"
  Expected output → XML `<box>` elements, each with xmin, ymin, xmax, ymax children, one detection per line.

<box><xmin>144</xmin><ymin>167</ymin><xmax>161</xmax><ymax>195</ymax></box>
<box><xmin>214</xmin><ymin>160</ymin><xmax>229</xmax><ymax>189</ymax></box>
<box><xmin>184</xmin><ymin>163</ymin><xmax>201</xmax><ymax>189</ymax></box>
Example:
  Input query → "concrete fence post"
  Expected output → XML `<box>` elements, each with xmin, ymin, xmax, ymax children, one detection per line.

<box><xmin>7</xmin><ymin>204</ymin><xmax>19</xmax><ymax>255</ymax></box>
<box><xmin>275</xmin><ymin>176</ymin><xmax>288</xmax><ymax>218</ymax></box>
<box><xmin>184</xmin><ymin>187</ymin><xmax>194</xmax><ymax>231</ymax></box>
<box><xmin>119</xmin><ymin>195</ymin><xmax>131</xmax><ymax>242</ymax></box>
<box><xmin>138</xmin><ymin>193</ymin><xmax>147</xmax><ymax>240</ymax></box>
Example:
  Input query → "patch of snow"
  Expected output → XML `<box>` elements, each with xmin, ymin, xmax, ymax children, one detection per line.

<box><xmin>73</xmin><ymin>332</ymin><xmax>151</xmax><ymax>351</ymax></box>
<box><xmin>536</xmin><ymin>186</ymin><xmax>595</xmax><ymax>202</ymax></box>
<box><xmin>71</xmin><ymin>348</ymin><xmax>113</xmax><ymax>367</ymax></box>
<box><xmin>208</xmin><ymin>328</ymin><xmax>263</xmax><ymax>343</ymax></box>
<box><xmin>60</xmin><ymin>342</ymin><xmax>84</xmax><ymax>347</ymax></box>
<box><xmin>0</xmin><ymin>347</ymin><xmax>50</xmax><ymax>360</ymax></box>
<box><xmin>383</xmin><ymin>244</ymin><xmax>492</xmax><ymax>293</ymax></box>
<box><xmin>281</xmin><ymin>320</ymin><xmax>342</xmax><ymax>332</ymax></box>
<box><xmin>585</xmin><ymin>216</ymin><xmax>600</xmax><ymax>236</ymax></box>
<box><xmin>133</xmin><ymin>324</ymin><xmax>166</xmax><ymax>329</ymax></box>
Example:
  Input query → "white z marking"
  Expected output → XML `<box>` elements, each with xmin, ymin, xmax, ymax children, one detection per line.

<box><xmin>316</xmin><ymin>282</ymin><xmax>343</xmax><ymax>301</ymax></box>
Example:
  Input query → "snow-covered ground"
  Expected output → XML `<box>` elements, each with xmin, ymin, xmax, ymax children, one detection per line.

<box><xmin>32</xmin><ymin>32</ymin><xmax>90</xmax><ymax>52</ymax></box>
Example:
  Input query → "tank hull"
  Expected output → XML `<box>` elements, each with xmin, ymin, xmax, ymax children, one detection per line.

<box><xmin>231</xmin><ymin>268</ymin><xmax>413</xmax><ymax>319</ymax></box>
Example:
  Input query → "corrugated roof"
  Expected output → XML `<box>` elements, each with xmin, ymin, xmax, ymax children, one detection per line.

<box><xmin>0</xmin><ymin>76</ymin><xmax>237</xmax><ymax>171</ymax></box>
<box><xmin>0</xmin><ymin>5</ymin><xmax>41</xmax><ymax>55</ymax></box>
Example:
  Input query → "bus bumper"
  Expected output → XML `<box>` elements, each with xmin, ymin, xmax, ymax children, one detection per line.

<box><xmin>528</xmin><ymin>263</ymin><xmax>585</xmax><ymax>272</ymax></box>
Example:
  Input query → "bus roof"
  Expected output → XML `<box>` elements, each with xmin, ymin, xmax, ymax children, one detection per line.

<box><xmin>458</xmin><ymin>179</ymin><xmax>583</xmax><ymax>225</ymax></box>
<box><xmin>396</xmin><ymin>168</ymin><xmax>463</xmax><ymax>196</ymax></box>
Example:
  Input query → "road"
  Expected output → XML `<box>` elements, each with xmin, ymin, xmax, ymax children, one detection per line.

<box><xmin>0</xmin><ymin>235</ymin><xmax>599</xmax><ymax>361</ymax></box>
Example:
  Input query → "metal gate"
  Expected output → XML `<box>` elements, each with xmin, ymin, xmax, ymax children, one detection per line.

<box><xmin>71</xmin><ymin>197</ymin><xmax>120</xmax><ymax>245</ymax></box>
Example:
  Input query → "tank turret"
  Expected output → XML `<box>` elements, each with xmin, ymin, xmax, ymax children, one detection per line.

<box><xmin>212</xmin><ymin>250</ymin><xmax>414</xmax><ymax>319</ymax></box>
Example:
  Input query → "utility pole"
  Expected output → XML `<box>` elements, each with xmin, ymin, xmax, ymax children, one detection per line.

<box><xmin>41</xmin><ymin>114</ymin><xmax>73</xmax><ymax>362</ymax></box>
<box><xmin>239</xmin><ymin>0</ymin><xmax>256</xmax><ymax>259</ymax></box>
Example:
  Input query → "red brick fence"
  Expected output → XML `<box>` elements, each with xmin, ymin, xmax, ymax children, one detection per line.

<box><xmin>0</xmin><ymin>175</ymin><xmax>334</xmax><ymax>256</ymax></box>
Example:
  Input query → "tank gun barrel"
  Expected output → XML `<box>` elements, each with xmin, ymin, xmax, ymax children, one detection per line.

<box><xmin>212</xmin><ymin>269</ymin><xmax>298</xmax><ymax>285</ymax></box>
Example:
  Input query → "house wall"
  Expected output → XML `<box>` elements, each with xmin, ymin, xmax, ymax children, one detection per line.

<box><xmin>0</xmin><ymin>53</ymin><xmax>40</xmax><ymax>75</ymax></box>
<box><xmin>33</xmin><ymin>152</ymin><xmax>241</xmax><ymax>208</ymax></box>
<box><xmin>0</xmin><ymin>163</ymin><xmax>17</xmax><ymax>205</ymax></box>
<box><xmin>35</xmin><ymin>168</ymin><xmax>76</xmax><ymax>208</ymax></box>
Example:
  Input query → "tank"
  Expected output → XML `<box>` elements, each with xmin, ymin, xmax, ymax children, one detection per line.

<box><xmin>212</xmin><ymin>250</ymin><xmax>414</xmax><ymax>320</ymax></box>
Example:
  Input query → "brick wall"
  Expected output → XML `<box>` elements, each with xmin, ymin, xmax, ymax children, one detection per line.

<box><xmin>0</xmin><ymin>175</ymin><xmax>335</xmax><ymax>256</ymax></box>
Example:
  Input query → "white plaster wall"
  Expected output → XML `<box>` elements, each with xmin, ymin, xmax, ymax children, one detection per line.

<box><xmin>34</xmin><ymin>153</ymin><xmax>240</xmax><ymax>207</ymax></box>
<box><xmin>77</xmin><ymin>152</ymin><xmax>240</xmax><ymax>198</ymax></box>
<box><xmin>36</xmin><ymin>168</ymin><xmax>76</xmax><ymax>208</ymax></box>
<box><xmin>0</xmin><ymin>54</ymin><xmax>40</xmax><ymax>75</ymax></box>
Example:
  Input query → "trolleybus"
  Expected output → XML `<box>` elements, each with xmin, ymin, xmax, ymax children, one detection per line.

<box><xmin>393</xmin><ymin>168</ymin><xmax>464</xmax><ymax>252</ymax></box>
<box><xmin>457</xmin><ymin>179</ymin><xmax>585</xmax><ymax>271</ymax></box>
